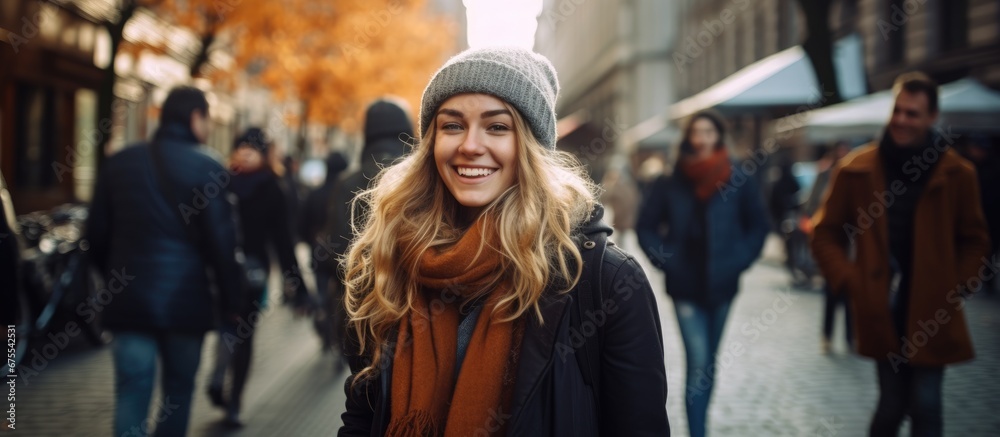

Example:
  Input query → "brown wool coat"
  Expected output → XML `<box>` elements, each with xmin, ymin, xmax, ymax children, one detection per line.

<box><xmin>810</xmin><ymin>143</ymin><xmax>992</xmax><ymax>366</ymax></box>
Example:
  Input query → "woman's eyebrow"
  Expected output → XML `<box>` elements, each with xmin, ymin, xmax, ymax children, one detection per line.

<box><xmin>437</xmin><ymin>108</ymin><xmax>464</xmax><ymax>118</ymax></box>
<box><xmin>481</xmin><ymin>109</ymin><xmax>512</xmax><ymax>119</ymax></box>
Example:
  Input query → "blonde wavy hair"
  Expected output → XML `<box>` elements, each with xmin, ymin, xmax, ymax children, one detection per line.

<box><xmin>342</xmin><ymin>100</ymin><xmax>599</xmax><ymax>381</ymax></box>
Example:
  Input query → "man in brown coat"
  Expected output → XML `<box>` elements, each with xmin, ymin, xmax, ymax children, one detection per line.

<box><xmin>811</xmin><ymin>72</ymin><xmax>993</xmax><ymax>437</ymax></box>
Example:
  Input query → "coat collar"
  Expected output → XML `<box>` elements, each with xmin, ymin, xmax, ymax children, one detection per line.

<box><xmin>839</xmin><ymin>140</ymin><xmax>967</xmax><ymax>191</ymax></box>
<box><xmin>835</xmin><ymin>140</ymin><xmax>969</xmax><ymax>260</ymax></box>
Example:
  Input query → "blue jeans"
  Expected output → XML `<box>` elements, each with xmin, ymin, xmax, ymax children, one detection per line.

<box><xmin>112</xmin><ymin>331</ymin><xmax>204</xmax><ymax>437</ymax></box>
<box><xmin>870</xmin><ymin>361</ymin><xmax>944</xmax><ymax>437</ymax></box>
<box><xmin>674</xmin><ymin>299</ymin><xmax>733</xmax><ymax>437</ymax></box>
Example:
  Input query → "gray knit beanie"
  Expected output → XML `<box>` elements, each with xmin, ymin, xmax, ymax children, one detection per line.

<box><xmin>419</xmin><ymin>46</ymin><xmax>560</xmax><ymax>149</ymax></box>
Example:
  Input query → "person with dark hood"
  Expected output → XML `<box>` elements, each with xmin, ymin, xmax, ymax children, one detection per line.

<box><xmin>206</xmin><ymin>127</ymin><xmax>312</xmax><ymax>428</ymax></box>
<box><xmin>322</xmin><ymin>98</ymin><xmax>412</xmax><ymax>371</ymax></box>
<box><xmin>300</xmin><ymin>151</ymin><xmax>349</xmax><ymax>351</ymax></box>
<box><xmin>85</xmin><ymin>86</ymin><xmax>246</xmax><ymax>437</ymax></box>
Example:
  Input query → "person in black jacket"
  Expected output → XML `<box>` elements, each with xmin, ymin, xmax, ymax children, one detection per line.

<box><xmin>300</xmin><ymin>151</ymin><xmax>348</xmax><ymax>352</ymax></box>
<box><xmin>323</xmin><ymin>98</ymin><xmax>412</xmax><ymax>369</ymax></box>
<box><xmin>1</xmin><ymin>174</ymin><xmax>20</xmax><ymax>338</ymax></box>
<box><xmin>339</xmin><ymin>47</ymin><xmax>669</xmax><ymax>437</ymax></box>
<box><xmin>85</xmin><ymin>87</ymin><xmax>246</xmax><ymax>437</ymax></box>
<box><xmin>206</xmin><ymin>127</ymin><xmax>311</xmax><ymax>427</ymax></box>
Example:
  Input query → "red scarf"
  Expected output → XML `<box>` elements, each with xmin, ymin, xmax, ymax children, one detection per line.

<box><xmin>679</xmin><ymin>148</ymin><xmax>732</xmax><ymax>201</ymax></box>
<box><xmin>388</xmin><ymin>217</ymin><xmax>522</xmax><ymax>437</ymax></box>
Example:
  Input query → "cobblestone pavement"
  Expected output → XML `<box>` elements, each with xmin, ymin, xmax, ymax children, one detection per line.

<box><xmin>6</xmin><ymin>236</ymin><xmax>999</xmax><ymax>436</ymax></box>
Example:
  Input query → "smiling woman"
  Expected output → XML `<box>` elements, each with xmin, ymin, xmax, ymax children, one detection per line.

<box><xmin>434</xmin><ymin>94</ymin><xmax>519</xmax><ymax>216</ymax></box>
<box><xmin>338</xmin><ymin>46</ymin><xmax>670</xmax><ymax>437</ymax></box>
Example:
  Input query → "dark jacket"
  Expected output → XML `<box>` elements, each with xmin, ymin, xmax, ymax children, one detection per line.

<box><xmin>1</xmin><ymin>176</ymin><xmax>19</xmax><ymax>327</ymax></box>
<box><xmin>300</xmin><ymin>153</ymin><xmax>348</xmax><ymax>273</ymax></box>
<box><xmin>338</xmin><ymin>207</ymin><xmax>670</xmax><ymax>436</ymax></box>
<box><xmin>326</xmin><ymin>100</ymin><xmax>412</xmax><ymax>267</ymax></box>
<box><xmin>229</xmin><ymin>167</ymin><xmax>306</xmax><ymax>301</ymax></box>
<box><xmin>85</xmin><ymin>123</ymin><xmax>245</xmax><ymax>333</ymax></box>
<box><xmin>636</xmin><ymin>163</ymin><xmax>770</xmax><ymax>307</ymax></box>
<box><xmin>810</xmin><ymin>143</ymin><xmax>991</xmax><ymax>365</ymax></box>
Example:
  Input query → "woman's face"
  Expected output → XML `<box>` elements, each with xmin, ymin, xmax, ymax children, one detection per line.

<box><xmin>433</xmin><ymin>93</ymin><xmax>518</xmax><ymax>216</ymax></box>
<box><xmin>231</xmin><ymin>146</ymin><xmax>264</xmax><ymax>172</ymax></box>
<box><xmin>688</xmin><ymin>117</ymin><xmax>719</xmax><ymax>160</ymax></box>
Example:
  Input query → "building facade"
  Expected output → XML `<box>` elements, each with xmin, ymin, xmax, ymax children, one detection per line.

<box><xmin>670</xmin><ymin>0</ymin><xmax>1000</xmax><ymax>152</ymax></box>
<box><xmin>535</xmin><ymin>0</ymin><xmax>680</xmax><ymax>180</ymax></box>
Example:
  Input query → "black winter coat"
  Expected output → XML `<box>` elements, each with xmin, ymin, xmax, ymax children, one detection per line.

<box><xmin>636</xmin><ymin>165</ymin><xmax>770</xmax><ymax>308</ymax></box>
<box><xmin>228</xmin><ymin>168</ymin><xmax>305</xmax><ymax>300</ymax></box>
<box><xmin>85</xmin><ymin>123</ymin><xmax>245</xmax><ymax>333</ymax></box>
<box><xmin>338</xmin><ymin>208</ymin><xmax>670</xmax><ymax>436</ymax></box>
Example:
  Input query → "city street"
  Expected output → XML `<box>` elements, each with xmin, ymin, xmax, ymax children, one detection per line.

<box><xmin>6</xmin><ymin>235</ymin><xmax>1000</xmax><ymax>436</ymax></box>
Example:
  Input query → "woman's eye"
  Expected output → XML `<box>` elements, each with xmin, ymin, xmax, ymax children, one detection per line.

<box><xmin>440</xmin><ymin>122</ymin><xmax>463</xmax><ymax>131</ymax></box>
<box><xmin>487</xmin><ymin>124</ymin><xmax>510</xmax><ymax>133</ymax></box>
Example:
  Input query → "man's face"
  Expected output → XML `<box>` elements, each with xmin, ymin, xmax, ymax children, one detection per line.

<box><xmin>190</xmin><ymin>109</ymin><xmax>210</xmax><ymax>144</ymax></box>
<box><xmin>887</xmin><ymin>90</ymin><xmax>937</xmax><ymax>147</ymax></box>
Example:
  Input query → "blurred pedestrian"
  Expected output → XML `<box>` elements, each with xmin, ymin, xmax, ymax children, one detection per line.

<box><xmin>323</xmin><ymin>98</ymin><xmax>413</xmax><ymax>370</ymax></box>
<box><xmin>339</xmin><ymin>47</ymin><xmax>669</xmax><ymax>436</ymax></box>
<box><xmin>206</xmin><ymin>127</ymin><xmax>312</xmax><ymax>427</ymax></box>
<box><xmin>806</xmin><ymin>141</ymin><xmax>854</xmax><ymax>353</ymax></box>
<box><xmin>600</xmin><ymin>155</ymin><xmax>641</xmax><ymax>240</ymax></box>
<box><xmin>636</xmin><ymin>109</ymin><xmax>769</xmax><ymax>437</ymax></box>
<box><xmin>811</xmin><ymin>72</ymin><xmax>992</xmax><ymax>437</ymax></box>
<box><xmin>300</xmin><ymin>151</ymin><xmax>349</xmax><ymax>352</ymax></box>
<box><xmin>281</xmin><ymin>154</ymin><xmax>304</xmax><ymax>243</ymax></box>
<box><xmin>770</xmin><ymin>155</ymin><xmax>804</xmax><ymax>283</ymax></box>
<box><xmin>85</xmin><ymin>86</ymin><xmax>246</xmax><ymax>437</ymax></box>
<box><xmin>1</xmin><ymin>175</ymin><xmax>20</xmax><ymax>335</ymax></box>
<box><xmin>960</xmin><ymin>136</ymin><xmax>1000</xmax><ymax>294</ymax></box>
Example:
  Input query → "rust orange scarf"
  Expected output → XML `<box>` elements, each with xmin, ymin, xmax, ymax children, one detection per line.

<box><xmin>679</xmin><ymin>148</ymin><xmax>732</xmax><ymax>201</ymax></box>
<box><xmin>387</xmin><ymin>217</ymin><xmax>522</xmax><ymax>437</ymax></box>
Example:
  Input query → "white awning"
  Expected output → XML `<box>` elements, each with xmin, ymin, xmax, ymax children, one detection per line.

<box><xmin>669</xmin><ymin>46</ymin><xmax>820</xmax><ymax>120</ymax></box>
<box><xmin>775</xmin><ymin>78</ymin><xmax>1000</xmax><ymax>142</ymax></box>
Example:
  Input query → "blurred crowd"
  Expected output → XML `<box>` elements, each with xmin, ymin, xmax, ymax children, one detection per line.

<box><xmin>2</xmin><ymin>68</ymin><xmax>998</xmax><ymax>437</ymax></box>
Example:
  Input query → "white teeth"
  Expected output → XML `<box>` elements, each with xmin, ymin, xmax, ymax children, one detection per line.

<box><xmin>456</xmin><ymin>167</ymin><xmax>496</xmax><ymax>177</ymax></box>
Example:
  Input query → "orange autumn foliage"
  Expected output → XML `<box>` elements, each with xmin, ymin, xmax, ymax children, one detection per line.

<box><xmin>129</xmin><ymin>0</ymin><xmax>454</xmax><ymax>132</ymax></box>
<box><xmin>231</xmin><ymin>0</ymin><xmax>456</xmax><ymax>131</ymax></box>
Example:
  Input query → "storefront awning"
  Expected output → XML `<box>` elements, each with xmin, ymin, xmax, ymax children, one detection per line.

<box><xmin>668</xmin><ymin>34</ymin><xmax>867</xmax><ymax>121</ymax></box>
<box><xmin>775</xmin><ymin>78</ymin><xmax>1000</xmax><ymax>142</ymax></box>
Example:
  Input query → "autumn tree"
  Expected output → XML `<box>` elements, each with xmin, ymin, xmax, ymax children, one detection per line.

<box><xmin>230</xmin><ymin>0</ymin><xmax>456</xmax><ymax>150</ymax></box>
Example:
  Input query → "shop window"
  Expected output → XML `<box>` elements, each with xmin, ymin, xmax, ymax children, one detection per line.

<box><xmin>15</xmin><ymin>85</ymin><xmax>57</xmax><ymax>190</ymax></box>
